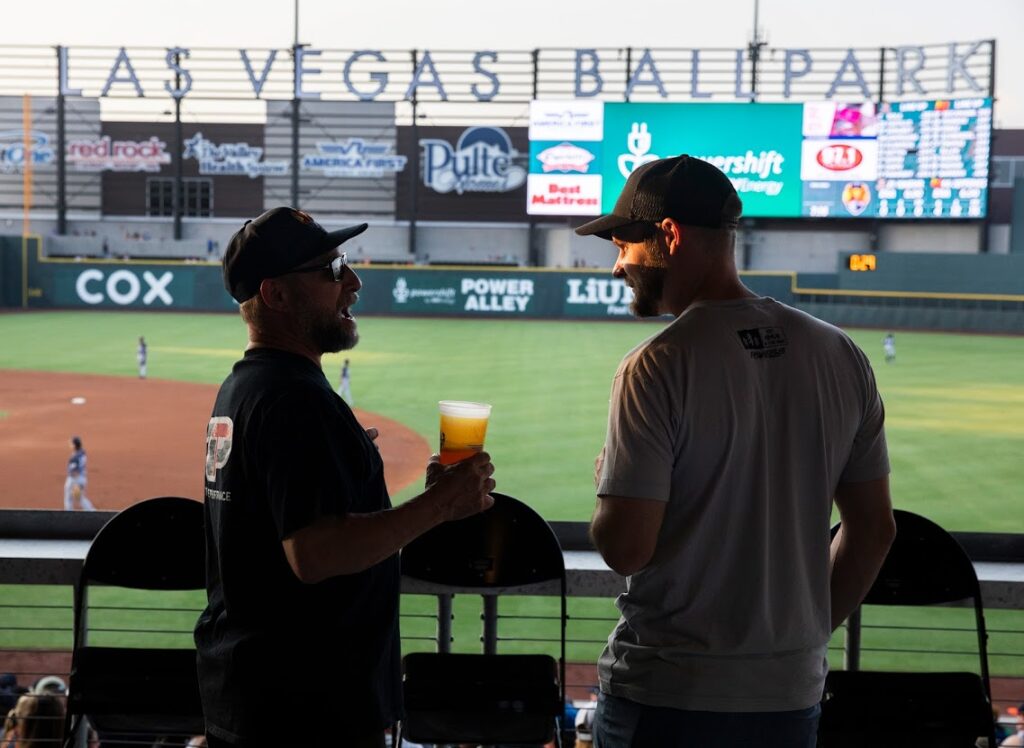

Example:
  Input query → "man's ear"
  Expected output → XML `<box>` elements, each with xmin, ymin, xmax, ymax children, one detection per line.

<box><xmin>258</xmin><ymin>277</ymin><xmax>289</xmax><ymax>311</ymax></box>
<box><xmin>659</xmin><ymin>218</ymin><xmax>684</xmax><ymax>256</ymax></box>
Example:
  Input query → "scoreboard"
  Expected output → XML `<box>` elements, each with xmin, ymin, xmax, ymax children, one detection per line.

<box><xmin>528</xmin><ymin>98</ymin><xmax>993</xmax><ymax>220</ymax></box>
<box><xmin>801</xmin><ymin>98</ymin><xmax>991</xmax><ymax>218</ymax></box>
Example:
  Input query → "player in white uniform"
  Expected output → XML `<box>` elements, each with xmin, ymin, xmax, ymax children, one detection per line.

<box><xmin>338</xmin><ymin>358</ymin><xmax>353</xmax><ymax>404</ymax></box>
<box><xmin>138</xmin><ymin>336</ymin><xmax>148</xmax><ymax>378</ymax></box>
<box><xmin>883</xmin><ymin>332</ymin><xmax>896</xmax><ymax>364</ymax></box>
<box><xmin>64</xmin><ymin>436</ymin><xmax>96</xmax><ymax>511</ymax></box>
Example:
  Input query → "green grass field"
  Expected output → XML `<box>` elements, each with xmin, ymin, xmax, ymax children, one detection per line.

<box><xmin>1</xmin><ymin>310</ymin><xmax>1022</xmax><ymax>527</ymax></box>
<box><xmin>1</xmin><ymin>311</ymin><xmax>1022</xmax><ymax>675</ymax></box>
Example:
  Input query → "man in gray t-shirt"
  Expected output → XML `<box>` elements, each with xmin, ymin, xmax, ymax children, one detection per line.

<box><xmin>575</xmin><ymin>156</ymin><xmax>896</xmax><ymax>748</ymax></box>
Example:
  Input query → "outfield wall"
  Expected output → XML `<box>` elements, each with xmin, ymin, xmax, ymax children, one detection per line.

<box><xmin>2</xmin><ymin>239</ymin><xmax>1021</xmax><ymax>331</ymax></box>
<box><xmin>0</xmin><ymin>237</ymin><xmax>23</xmax><ymax>307</ymax></box>
<box><xmin>0</xmin><ymin>244</ymin><xmax>794</xmax><ymax>318</ymax></box>
<box><xmin>837</xmin><ymin>252</ymin><xmax>1024</xmax><ymax>295</ymax></box>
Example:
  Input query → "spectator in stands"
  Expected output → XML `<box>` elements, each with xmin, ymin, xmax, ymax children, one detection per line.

<box><xmin>575</xmin><ymin>155</ymin><xmax>895</xmax><ymax>747</ymax></box>
<box><xmin>999</xmin><ymin>703</ymin><xmax>1024</xmax><ymax>746</ymax></box>
<box><xmin>30</xmin><ymin>677</ymin><xmax>65</xmax><ymax>696</ymax></box>
<box><xmin>195</xmin><ymin>207</ymin><xmax>495</xmax><ymax>748</ymax></box>
<box><xmin>0</xmin><ymin>675</ymin><xmax>22</xmax><ymax>715</ymax></box>
<box><xmin>574</xmin><ymin>689</ymin><xmax>598</xmax><ymax>747</ymax></box>
<box><xmin>5</xmin><ymin>692</ymin><xmax>64</xmax><ymax>747</ymax></box>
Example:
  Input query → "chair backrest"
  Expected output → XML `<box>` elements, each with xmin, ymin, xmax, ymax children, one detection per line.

<box><xmin>827</xmin><ymin>509</ymin><xmax>995</xmax><ymax>748</ymax></box>
<box><xmin>81</xmin><ymin>496</ymin><xmax>205</xmax><ymax>591</ymax></box>
<box><xmin>65</xmin><ymin>497</ymin><xmax>206</xmax><ymax>747</ymax></box>
<box><xmin>859</xmin><ymin>509</ymin><xmax>981</xmax><ymax>607</ymax></box>
<box><xmin>401</xmin><ymin>492</ymin><xmax>565</xmax><ymax>588</ymax></box>
<box><xmin>833</xmin><ymin>509</ymin><xmax>989</xmax><ymax>673</ymax></box>
<box><xmin>399</xmin><ymin>494</ymin><xmax>568</xmax><ymax>746</ymax></box>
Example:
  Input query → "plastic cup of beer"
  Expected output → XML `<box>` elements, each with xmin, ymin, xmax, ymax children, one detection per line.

<box><xmin>438</xmin><ymin>400</ymin><xmax>492</xmax><ymax>465</ymax></box>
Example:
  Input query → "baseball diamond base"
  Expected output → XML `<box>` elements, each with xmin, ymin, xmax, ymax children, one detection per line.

<box><xmin>0</xmin><ymin>369</ymin><xmax>431</xmax><ymax>510</ymax></box>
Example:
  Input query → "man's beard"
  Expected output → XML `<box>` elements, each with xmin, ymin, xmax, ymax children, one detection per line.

<box><xmin>627</xmin><ymin>265</ymin><xmax>667</xmax><ymax>318</ymax></box>
<box><xmin>305</xmin><ymin>304</ymin><xmax>359</xmax><ymax>353</ymax></box>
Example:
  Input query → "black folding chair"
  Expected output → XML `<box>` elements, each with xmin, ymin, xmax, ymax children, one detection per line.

<box><xmin>63</xmin><ymin>496</ymin><xmax>206</xmax><ymax>748</ymax></box>
<box><xmin>399</xmin><ymin>493</ymin><xmax>566</xmax><ymax>746</ymax></box>
<box><xmin>819</xmin><ymin>509</ymin><xmax>996</xmax><ymax>747</ymax></box>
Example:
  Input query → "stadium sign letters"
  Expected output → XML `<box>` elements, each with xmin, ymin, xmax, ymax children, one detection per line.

<box><xmin>527</xmin><ymin>174</ymin><xmax>602</xmax><ymax>214</ymax></box>
<box><xmin>528</xmin><ymin>102</ymin><xmax>605</xmax><ymax>215</ymax></box>
<box><xmin>389</xmin><ymin>275</ymin><xmax>534</xmax><ymax>313</ymax></box>
<box><xmin>183</xmin><ymin>132</ymin><xmax>288</xmax><ymax>178</ymax></box>
<box><xmin>420</xmin><ymin>127</ymin><xmax>526</xmax><ymax>194</ymax></box>
<box><xmin>461</xmin><ymin>277</ymin><xmax>534</xmax><ymax>312</ymax></box>
<box><xmin>74</xmin><ymin>269</ymin><xmax>174</xmax><ymax>306</ymax></box>
<box><xmin>302</xmin><ymin>139</ymin><xmax>407</xmax><ymax>177</ymax></box>
<box><xmin>566</xmin><ymin>278</ymin><xmax>634</xmax><ymax>316</ymax></box>
<box><xmin>392</xmin><ymin>277</ymin><xmax>457</xmax><ymax>306</ymax></box>
<box><xmin>0</xmin><ymin>131</ymin><xmax>56</xmax><ymax>172</ymax></box>
<box><xmin>0</xmin><ymin>132</ymin><xmax>171</xmax><ymax>173</ymax></box>
<box><xmin>67</xmin><ymin>136</ymin><xmax>171</xmax><ymax>172</ymax></box>
<box><xmin>56</xmin><ymin>44</ymin><xmax>989</xmax><ymax>101</ymax></box>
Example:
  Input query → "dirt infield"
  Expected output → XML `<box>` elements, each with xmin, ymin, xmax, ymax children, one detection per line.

<box><xmin>0</xmin><ymin>369</ymin><xmax>431</xmax><ymax>510</ymax></box>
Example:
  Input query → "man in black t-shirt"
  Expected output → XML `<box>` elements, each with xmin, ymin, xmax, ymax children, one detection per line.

<box><xmin>196</xmin><ymin>207</ymin><xmax>496</xmax><ymax>748</ymax></box>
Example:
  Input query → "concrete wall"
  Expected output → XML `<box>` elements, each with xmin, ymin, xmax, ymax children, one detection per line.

<box><xmin>741</xmin><ymin>228</ymin><xmax>875</xmax><ymax>272</ymax></box>
<box><xmin>559</xmin><ymin>228</ymin><xmax>617</xmax><ymax>268</ymax></box>
<box><xmin>989</xmin><ymin>224</ymin><xmax>1011</xmax><ymax>254</ymax></box>
<box><xmin>16</xmin><ymin>214</ymin><xmax>998</xmax><ymax>271</ymax></box>
<box><xmin>877</xmin><ymin>223</ymin><xmax>983</xmax><ymax>253</ymax></box>
<box><xmin>26</xmin><ymin>216</ymin><xmax>413</xmax><ymax>262</ymax></box>
<box><xmin>412</xmin><ymin>224</ymin><xmax>528</xmax><ymax>265</ymax></box>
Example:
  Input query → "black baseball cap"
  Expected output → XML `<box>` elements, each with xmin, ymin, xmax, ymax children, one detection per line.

<box><xmin>223</xmin><ymin>207</ymin><xmax>368</xmax><ymax>303</ymax></box>
<box><xmin>575</xmin><ymin>155</ymin><xmax>742</xmax><ymax>240</ymax></box>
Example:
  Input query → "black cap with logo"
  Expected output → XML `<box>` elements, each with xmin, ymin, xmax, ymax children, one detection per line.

<box><xmin>223</xmin><ymin>207</ymin><xmax>368</xmax><ymax>303</ymax></box>
<box><xmin>575</xmin><ymin>155</ymin><xmax>742</xmax><ymax>240</ymax></box>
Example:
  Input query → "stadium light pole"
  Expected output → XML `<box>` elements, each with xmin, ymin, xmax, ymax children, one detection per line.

<box><xmin>291</xmin><ymin>0</ymin><xmax>302</xmax><ymax>209</ymax></box>
<box><xmin>748</xmin><ymin>0</ymin><xmax>766</xmax><ymax>100</ymax></box>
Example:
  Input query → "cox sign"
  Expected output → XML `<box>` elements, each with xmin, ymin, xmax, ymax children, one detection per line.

<box><xmin>75</xmin><ymin>269</ymin><xmax>175</xmax><ymax>306</ymax></box>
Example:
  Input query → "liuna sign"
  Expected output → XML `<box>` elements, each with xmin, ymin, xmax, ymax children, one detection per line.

<box><xmin>54</xmin><ymin>42</ymin><xmax>991</xmax><ymax>103</ymax></box>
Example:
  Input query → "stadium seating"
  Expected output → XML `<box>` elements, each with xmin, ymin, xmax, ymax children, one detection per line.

<box><xmin>819</xmin><ymin>509</ymin><xmax>996</xmax><ymax>747</ymax></box>
<box><xmin>63</xmin><ymin>496</ymin><xmax>205</xmax><ymax>748</ymax></box>
<box><xmin>399</xmin><ymin>492</ymin><xmax>567</xmax><ymax>745</ymax></box>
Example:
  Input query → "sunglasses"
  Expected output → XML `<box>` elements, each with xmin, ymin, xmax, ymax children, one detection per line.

<box><xmin>285</xmin><ymin>253</ymin><xmax>348</xmax><ymax>282</ymax></box>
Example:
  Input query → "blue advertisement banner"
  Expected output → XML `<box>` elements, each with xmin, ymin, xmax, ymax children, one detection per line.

<box><xmin>601</xmin><ymin>103</ymin><xmax>805</xmax><ymax>218</ymax></box>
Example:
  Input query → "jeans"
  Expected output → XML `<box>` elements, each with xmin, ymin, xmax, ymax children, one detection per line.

<box><xmin>593</xmin><ymin>691</ymin><xmax>820</xmax><ymax>748</ymax></box>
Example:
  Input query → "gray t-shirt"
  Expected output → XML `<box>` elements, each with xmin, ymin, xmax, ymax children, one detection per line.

<box><xmin>597</xmin><ymin>297</ymin><xmax>889</xmax><ymax>712</ymax></box>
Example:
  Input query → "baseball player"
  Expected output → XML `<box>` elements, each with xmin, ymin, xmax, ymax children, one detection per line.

<box><xmin>883</xmin><ymin>332</ymin><xmax>896</xmax><ymax>364</ymax></box>
<box><xmin>138</xmin><ymin>336</ymin><xmax>148</xmax><ymax>378</ymax></box>
<box><xmin>338</xmin><ymin>358</ymin><xmax>353</xmax><ymax>404</ymax></box>
<box><xmin>64</xmin><ymin>436</ymin><xmax>96</xmax><ymax>511</ymax></box>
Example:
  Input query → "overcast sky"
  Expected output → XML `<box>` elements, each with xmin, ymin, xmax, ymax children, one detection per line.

<box><xmin>2</xmin><ymin>0</ymin><xmax>1019</xmax><ymax>127</ymax></box>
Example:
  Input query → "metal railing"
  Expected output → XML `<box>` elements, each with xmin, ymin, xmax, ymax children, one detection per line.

<box><xmin>2</xmin><ymin>509</ymin><xmax>1023</xmax><ymax>730</ymax></box>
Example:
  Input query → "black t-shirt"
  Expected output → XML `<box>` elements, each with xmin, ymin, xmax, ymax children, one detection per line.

<box><xmin>194</xmin><ymin>348</ymin><xmax>401</xmax><ymax>745</ymax></box>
